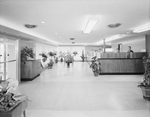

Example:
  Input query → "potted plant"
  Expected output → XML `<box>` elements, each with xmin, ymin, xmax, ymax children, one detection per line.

<box><xmin>0</xmin><ymin>78</ymin><xmax>28</xmax><ymax>112</ymax></box>
<box><xmin>21</xmin><ymin>46</ymin><xmax>34</xmax><ymax>62</ymax></box>
<box><xmin>80</xmin><ymin>50</ymin><xmax>85</xmax><ymax>62</ymax></box>
<box><xmin>39</xmin><ymin>52</ymin><xmax>48</xmax><ymax>62</ymax></box>
<box><xmin>90</xmin><ymin>56</ymin><xmax>101</xmax><ymax>76</ymax></box>
<box><xmin>65</xmin><ymin>54</ymin><xmax>73</xmax><ymax>67</ymax></box>
<box><xmin>73</xmin><ymin>51</ymin><xmax>77</xmax><ymax>56</ymax></box>
<box><xmin>138</xmin><ymin>52</ymin><xmax>150</xmax><ymax>101</ymax></box>
<box><xmin>59</xmin><ymin>52</ymin><xmax>66</xmax><ymax>62</ymax></box>
<box><xmin>48</xmin><ymin>51</ymin><xmax>54</xmax><ymax>57</ymax></box>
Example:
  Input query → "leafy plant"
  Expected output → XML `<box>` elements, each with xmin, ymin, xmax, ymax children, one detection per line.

<box><xmin>80</xmin><ymin>50</ymin><xmax>85</xmax><ymax>62</ymax></box>
<box><xmin>138</xmin><ymin>55</ymin><xmax>150</xmax><ymax>88</ymax></box>
<box><xmin>21</xmin><ymin>46</ymin><xmax>34</xmax><ymax>61</ymax></box>
<box><xmin>0</xmin><ymin>79</ymin><xmax>28</xmax><ymax>111</ymax></box>
<box><xmin>73</xmin><ymin>51</ymin><xmax>77</xmax><ymax>56</ymax></box>
<box><xmin>48</xmin><ymin>51</ymin><xmax>54</xmax><ymax>57</ymax></box>
<box><xmin>39</xmin><ymin>52</ymin><xmax>47</xmax><ymax>58</ymax></box>
<box><xmin>39</xmin><ymin>52</ymin><xmax>48</xmax><ymax>63</ymax></box>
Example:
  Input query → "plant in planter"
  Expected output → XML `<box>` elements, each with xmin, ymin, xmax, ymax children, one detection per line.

<box><xmin>138</xmin><ymin>53</ymin><xmax>150</xmax><ymax>101</ymax></box>
<box><xmin>59</xmin><ymin>52</ymin><xmax>66</xmax><ymax>62</ymax></box>
<box><xmin>64</xmin><ymin>54</ymin><xmax>73</xmax><ymax>67</ymax></box>
<box><xmin>21</xmin><ymin>46</ymin><xmax>34</xmax><ymax>62</ymax></box>
<box><xmin>48</xmin><ymin>51</ymin><xmax>54</xmax><ymax>57</ymax></box>
<box><xmin>39</xmin><ymin>52</ymin><xmax>48</xmax><ymax>68</ymax></box>
<box><xmin>90</xmin><ymin>56</ymin><xmax>101</xmax><ymax>76</ymax></box>
<box><xmin>47</xmin><ymin>51</ymin><xmax>55</xmax><ymax>68</ymax></box>
<box><xmin>39</xmin><ymin>52</ymin><xmax>48</xmax><ymax>62</ymax></box>
<box><xmin>0</xmin><ymin>78</ymin><xmax>28</xmax><ymax>111</ymax></box>
<box><xmin>80</xmin><ymin>50</ymin><xmax>85</xmax><ymax>62</ymax></box>
<box><xmin>73</xmin><ymin>51</ymin><xmax>77</xmax><ymax>56</ymax></box>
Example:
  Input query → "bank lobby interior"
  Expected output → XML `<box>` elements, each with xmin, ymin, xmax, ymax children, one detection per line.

<box><xmin>0</xmin><ymin>0</ymin><xmax>150</xmax><ymax>117</ymax></box>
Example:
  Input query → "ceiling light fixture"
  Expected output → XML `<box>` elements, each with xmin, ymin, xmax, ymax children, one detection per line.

<box><xmin>83</xmin><ymin>20</ymin><xmax>99</xmax><ymax>33</ymax></box>
<box><xmin>70</xmin><ymin>38</ymin><xmax>75</xmax><ymax>40</ymax></box>
<box><xmin>108</xmin><ymin>23</ymin><xmax>121</xmax><ymax>28</ymax></box>
<box><xmin>24</xmin><ymin>24</ymin><xmax>37</xmax><ymax>28</ymax></box>
<box><xmin>133</xmin><ymin>23</ymin><xmax>150</xmax><ymax>33</ymax></box>
<box><xmin>41</xmin><ymin>21</ymin><xmax>45</xmax><ymax>24</ymax></box>
<box><xmin>83</xmin><ymin>16</ymin><xmax>100</xmax><ymax>33</ymax></box>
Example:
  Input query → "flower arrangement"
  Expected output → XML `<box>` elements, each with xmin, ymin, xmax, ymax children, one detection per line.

<box><xmin>0</xmin><ymin>78</ymin><xmax>28</xmax><ymax>111</ymax></box>
<box><xmin>21</xmin><ymin>46</ymin><xmax>34</xmax><ymax>61</ymax></box>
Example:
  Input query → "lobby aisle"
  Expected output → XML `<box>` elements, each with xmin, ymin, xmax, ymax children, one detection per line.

<box><xmin>19</xmin><ymin>62</ymin><xmax>150</xmax><ymax>117</ymax></box>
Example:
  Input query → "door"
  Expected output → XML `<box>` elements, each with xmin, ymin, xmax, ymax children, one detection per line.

<box><xmin>0</xmin><ymin>37</ymin><xmax>18</xmax><ymax>81</ymax></box>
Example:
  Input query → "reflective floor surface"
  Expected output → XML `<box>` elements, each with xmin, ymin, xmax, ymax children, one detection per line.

<box><xmin>19</xmin><ymin>62</ymin><xmax>150</xmax><ymax>117</ymax></box>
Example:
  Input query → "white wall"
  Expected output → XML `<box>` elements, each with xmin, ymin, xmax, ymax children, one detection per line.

<box><xmin>111</xmin><ymin>35</ymin><xmax>145</xmax><ymax>52</ymax></box>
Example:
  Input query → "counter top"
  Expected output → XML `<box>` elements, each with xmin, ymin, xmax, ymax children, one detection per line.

<box><xmin>97</xmin><ymin>58</ymin><xmax>143</xmax><ymax>60</ymax></box>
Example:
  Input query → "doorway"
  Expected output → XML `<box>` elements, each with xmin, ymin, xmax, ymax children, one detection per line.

<box><xmin>0</xmin><ymin>37</ymin><xmax>19</xmax><ymax>81</ymax></box>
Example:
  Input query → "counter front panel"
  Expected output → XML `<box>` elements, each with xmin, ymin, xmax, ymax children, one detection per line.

<box><xmin>98</xmin><ymin>58</ymin><xmax>144</xmax><ymax>74</ymax></box>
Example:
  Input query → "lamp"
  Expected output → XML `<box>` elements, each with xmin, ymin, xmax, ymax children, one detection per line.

<box><xmin>133</xmin><ymin>23</ymin><xmax>150</xmax><ymax>33</ymax></box>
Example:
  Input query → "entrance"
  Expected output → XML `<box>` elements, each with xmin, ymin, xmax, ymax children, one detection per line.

<box><xmin>0</xmin><ymin>37</ymin><xmax>19</xmax><ymax>81</ymax></box>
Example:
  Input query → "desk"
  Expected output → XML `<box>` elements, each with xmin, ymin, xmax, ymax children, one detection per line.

<box><xmin>21</xmin><ymin>60</ymin><xmax>42</xmax><ymax>81</ymax></box>
<box><xmin>0</xmin><ymin>101</ymin><xmax>28</xmax><ymax>117</ymax></box>
<box><xmin>97</xmin><ymin>58</ymin><xmax>144</xmax><ymax>74</ymax></box>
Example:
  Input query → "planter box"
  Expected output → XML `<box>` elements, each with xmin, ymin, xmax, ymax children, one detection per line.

<box><xmin>0</xmin><ymin>101</ymin><xmax>28</xmax><ymax>117</ymax></box>
<box><xmin>140</xmin><ymin>87</ymin><xmax>150</xmax><ymax>101</ymax></box>
<box><xmin>21</xmin><ymin>60</ymin><xmax>42</xmax><ymax>81</ymax></box>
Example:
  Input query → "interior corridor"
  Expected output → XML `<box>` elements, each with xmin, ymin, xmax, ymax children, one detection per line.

<box><xmin>18</xmin><ymin>62</ymin><xmax>150</xmax><ymax>117</ymax></box>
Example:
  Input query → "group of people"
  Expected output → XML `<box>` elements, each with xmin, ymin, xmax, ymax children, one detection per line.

<box><xmin>116</xmin><ymin>45</ymin><xmax>134</xmax><ymax>58</ymax></box>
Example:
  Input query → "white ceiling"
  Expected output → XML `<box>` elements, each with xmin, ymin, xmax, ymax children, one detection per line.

<box><xmin>0</xmin><ymin>0</ymin><xmax>150</xmax><ymax>46</ymax></box>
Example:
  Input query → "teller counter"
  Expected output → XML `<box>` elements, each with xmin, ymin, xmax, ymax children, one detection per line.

<box><xmin>97</xmin><ymin>58</ymin><xmax>144</xmax><ymax>74</ymax></box>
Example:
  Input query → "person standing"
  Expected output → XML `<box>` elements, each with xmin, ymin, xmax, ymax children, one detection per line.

<box><xmin>127</xmin><ymin>46</ymin><xmax>133</xmax><ymax>58</ymax></box>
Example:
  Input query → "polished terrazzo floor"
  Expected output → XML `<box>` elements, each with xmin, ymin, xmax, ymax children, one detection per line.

<box><xmin>19</xmin><ymin>62</ymin><xmax>150</xmax><ymax>117</ymax></box>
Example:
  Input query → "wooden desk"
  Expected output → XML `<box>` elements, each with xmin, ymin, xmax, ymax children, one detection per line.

<box><xmin>97</xmin><ymin>58</ymin><xmax>144</xmax><ymax>74</ymax></box>
<box><xmin>0</xmin><ymin>101</ymin><xmax>28</xmax><ymax>117</ymax></box>
<box><xmin>21</xmin><ymin>60</ymin><xmax>42</xmax><ymax>81</ymax></box>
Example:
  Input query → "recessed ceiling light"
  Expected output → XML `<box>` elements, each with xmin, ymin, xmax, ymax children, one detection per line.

<box><xmin>55</xmin><ymin>33</ymin><xmax>58</xmax><ymax>35</ymax></box>
<box><xmin>41</xmin><ymin>21</ymin><xmax>45</xmax><ymax>24</ymax></box>
<box><xmin>24</xmin><ymin>24</ymin><xmax>37</xmax><ymax>28</ymax></box>
<box><xmin>108</xmin><ymin>23</ymin><xmax>121</xmax><ymax>28</ymax></box>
